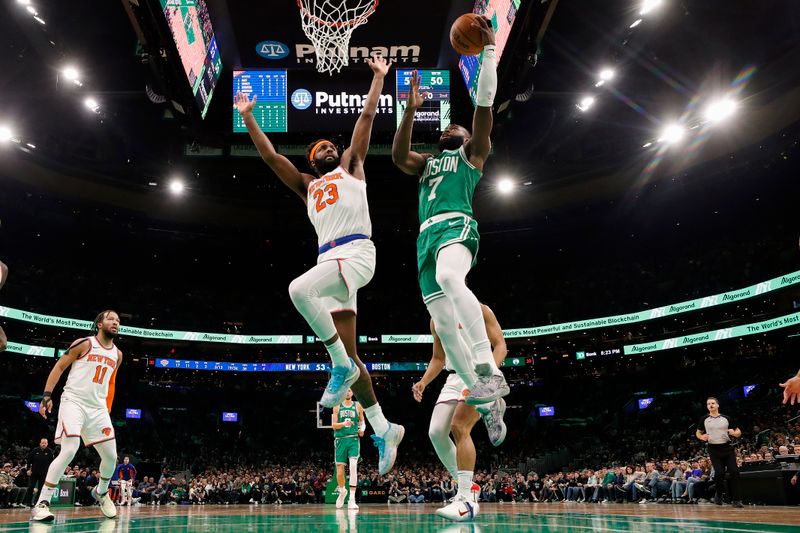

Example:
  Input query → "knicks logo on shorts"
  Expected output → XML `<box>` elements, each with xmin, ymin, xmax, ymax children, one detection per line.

<box><xmin>461</xmin><ymin>389</ymin><xmax>470</xmax><ymax>397</ymax></box>
<box><xmin>102</xmin><ymin>427</ymin><xmax>112</xmax><ymax>436</ymax></box>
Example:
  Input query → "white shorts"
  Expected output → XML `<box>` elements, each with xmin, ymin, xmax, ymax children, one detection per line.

<box><xmin>317</xmin><ymin>239</ymin><xmax>376</xmax><ymax>314</ymax></box>
<box><xmin>436</xmin><ymin>373</ymin><xmax>469</xmax><ymax>404</ymax></box>
<box><xmin>55</xmin><ymin>399</ymin><xmax>115</xmax><ymax>447</ymax></box>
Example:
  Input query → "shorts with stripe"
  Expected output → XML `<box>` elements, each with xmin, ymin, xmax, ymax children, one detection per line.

<box><xmin>55</xmin><ymin>398</ymin><xmax>115</xmax><ymax>447</ymax></box>
<box><xmin>436</xmin><ymin>373</ymin><xmax>469</xmax><ymax>404</ymax></box>
<box><xmin>417</xmin><ymin>216</ymin><xmax>479</xmax><ymax>305</ymax></box>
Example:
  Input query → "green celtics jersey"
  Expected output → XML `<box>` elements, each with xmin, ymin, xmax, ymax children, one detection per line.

<box><xmin>418</xmin><ymin>145</ymin><xmax>482</xmax><ymax>223</ymax></box>
<box><xmin>333</xmin><ymin>401</ymin><xmax>359</xmax><ymax>439</ymax></box>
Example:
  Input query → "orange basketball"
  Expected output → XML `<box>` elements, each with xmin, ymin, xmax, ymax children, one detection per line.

<box><xmin>450</xmin><ymin>13</ymin><xmax>485</xmax><ymax>56</ymax></box>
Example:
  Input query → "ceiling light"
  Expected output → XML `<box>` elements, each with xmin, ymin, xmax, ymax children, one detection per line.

<box><xmin>630</xmin><ymin>19</ymin><xmax>642</xmax><ymax>28</ymax></box>
<box><xmin>25</xmin><ymin>5</ymin><xmax>36</xmax><ymax>15</ymax></box>
<box><xmin>497</xmin><ymin>178</ymin><xmax>515</xmax><ymax>194</ymax></box>
<box><xmin>659</xmin><ymin>123</ymin><xmax>685</xmax><ymax>144</ymax></box>
<box><xmin>62</xmin><ymin>65</ymin><xmax>80</xmax><ymax>83</ymax></box>
<box><xmin>83</xmin><ymin>97</ymin><xmax>100</xmax><ymax>113</ymax></box>
<box><xmin>599</xmin><ymin>68</ymin><xmax>615</xmax><ymax>81</ymax></box>
<box><xmin>640</xmin><ymin>0</ymin><xmax>663</xmax><ymax>16</ymax></box>
<box><xmin>704</xmin><ymin>98</ymin><xmax>737</xmax><ymax>123</ymax></box>
<box><xmin>169</xmin><ymin>180</ymin><xmax>185</xmax><ymax>195</ymax></box>
<box><xmin>576</xmin><ymin>96</ymin><xmax>595</xmax><ymax>112</ymax></box>
<box><xmin>0</xmin><ymin>126</ymin><xmax>14</xmax><ymax>143</ymax></box>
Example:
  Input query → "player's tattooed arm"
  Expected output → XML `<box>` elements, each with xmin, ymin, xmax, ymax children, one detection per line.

<box><xmin>39</xmin><ymin>338</ymin><xmax>88</xmax><ymax>419</ymax></box>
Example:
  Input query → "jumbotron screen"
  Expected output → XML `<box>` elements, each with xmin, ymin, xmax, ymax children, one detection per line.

<box><xmin>160</xmin><ymin>0</ymin><xmax>222</xmax><ymax>118</ymax></box>
<box><xmin>459</xmin><ymin>0</ymin><xmax>523</xmax><ymax>106</ymax></box>
<box><xmin>232</xmin><ymin>69</ymin><xmax>450</xmax><ymax>134</ymax></box>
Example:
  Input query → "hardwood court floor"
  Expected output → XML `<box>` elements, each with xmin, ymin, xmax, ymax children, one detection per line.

<box><xmin>2</xmin><ymin>502</ymin><xmax>800</xmax><ymax>532</ymax></box>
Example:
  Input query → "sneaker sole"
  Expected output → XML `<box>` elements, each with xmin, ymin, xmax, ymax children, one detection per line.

<box><xmin>31</xmin><ymin>514</ymin><xmax>55</xmax><ymax>522</ymax></box>
<box><xmin>378</xmin><ymin>425</ymin><xmax>405</xmax><ymax>476</ymax></box>
<box><xmin>465</xmin><ymin>383</ymin><xmax>510</xmax><ymax>405</ymax></box>
<box><xmin>319</xmin><ymin>364</ymin><xmax>362</xmax><ymax>408</ymax></box>
<box><xmin>492</xmin><ymin>398</ymin><xmax>508</xmax><ymax>446</ymax></box>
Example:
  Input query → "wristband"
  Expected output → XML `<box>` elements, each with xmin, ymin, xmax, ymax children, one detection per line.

<box><xmin>42</xmin><ymin>391</ymin><xmax>52</xmax><ymax>398</ymax></box>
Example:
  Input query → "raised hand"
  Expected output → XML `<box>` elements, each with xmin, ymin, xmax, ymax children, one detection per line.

<box><xmin>472</xmin><ymin>16</ymin><xmax>496</xmax><ymax>47</ymax></box>
<box><xmin>406</xmin><ymin>70</ymin><xmax>425</xmax><ymax>111</ymax></box>
<box><xmin>366</xmin><ymin>55</ymin><xmax>392</xmax><ymax>78</ymax></box>
<box><xmin>235</xmin><ymin>91</ymin><xmax>256</xmax><ymax>115</ymax></box>
<box><xmin>780</xmin><ymin>375</ymin><xmax>800</xmax><ymax>405</ymax></box>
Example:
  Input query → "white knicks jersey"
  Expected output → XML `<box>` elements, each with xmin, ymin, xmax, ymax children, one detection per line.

<box><xmin>62</xmin><ymin>336</ymin><xmax>119</xmax><ymax>411</ymax></box>
<box><xmin>306</xmin><ymin>166</ymin><xmax>372</xmax><ymax>248</ymax></box>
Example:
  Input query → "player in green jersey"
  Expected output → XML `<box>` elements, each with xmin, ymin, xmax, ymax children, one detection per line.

<box><xmin>392</xmin><ymin>16</ymin><xmax>509</xmax><ymax>407</ymax></box>
<box><xmin>332</xmin><ymin>388</ymin><xmax>364</xmax><ymax>509</ymax></box>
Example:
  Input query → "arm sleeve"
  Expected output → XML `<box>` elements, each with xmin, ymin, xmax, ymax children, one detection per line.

<box><xmin>475</xmin><ymin>45</ymin><xmax>497</xmax><ymax>107</ymax></box>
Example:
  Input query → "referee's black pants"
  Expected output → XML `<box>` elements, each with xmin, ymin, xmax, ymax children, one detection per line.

<box><xmin>708</xmin><ymin>443</ymin><xmax>741</xmax><ymax>502</ymax></box>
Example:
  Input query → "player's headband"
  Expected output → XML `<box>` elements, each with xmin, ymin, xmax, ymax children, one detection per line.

<box><xmin>309</xmin><ymin>140</ymin><xmax>333</xmax><ymax>164</ymax></box>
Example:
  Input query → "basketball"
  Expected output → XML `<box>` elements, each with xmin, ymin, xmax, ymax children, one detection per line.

<box><xmin>450</xmin><ymin>13</ymin><xmax>485</xmax><ymax>56</ymax></box>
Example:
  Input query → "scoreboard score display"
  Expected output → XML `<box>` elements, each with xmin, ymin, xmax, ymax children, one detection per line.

<box><xmin>233</xmin><ymin>69</ymin><xmax>450</xmax><ymax>134</ymax></box>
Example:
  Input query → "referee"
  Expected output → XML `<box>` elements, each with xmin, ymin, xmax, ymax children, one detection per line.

<box><xmin>696</xmin><ymin>396</ymin><xmax>743</xmax><ymax>508</ymax></box>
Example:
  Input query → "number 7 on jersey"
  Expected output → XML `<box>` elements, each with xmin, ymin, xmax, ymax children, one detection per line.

<box><xmin>427</xmin><ymin>176</ymin><xmax>444</xmax><ymax>201</ymax></box>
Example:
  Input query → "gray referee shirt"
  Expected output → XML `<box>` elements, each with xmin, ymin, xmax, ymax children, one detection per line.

<box><xmin>699</xmin><ymin>414</ymin><xmax>738</xmax><ymax>445</ymax></box>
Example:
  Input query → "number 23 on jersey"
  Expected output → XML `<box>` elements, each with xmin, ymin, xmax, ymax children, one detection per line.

<box><xmin>312</xmin><ymin>183</ymin><xmax>340</xmax><ymax>212</ymax></box>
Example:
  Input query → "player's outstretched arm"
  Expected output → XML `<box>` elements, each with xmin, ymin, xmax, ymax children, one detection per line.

<box><xmin>235</xmin><ymin>92</ymin><xmax>311</xmax><ymax>200</ymax></box>
<box><xmin>466</xmin><ymin>17</ymin><xmax>497</xmax><ymax>170</ymax></box>
<box><xmin>39</xmin><ymin>338</ymin><xmax>89</xmax><ymax>419</ymax></box>
<box><xmin>482</xmin><ymin>305</ymin><xmax>508</xmax><ymax>367</ymax></box>
<box><xmin>392</xmin><ymin>70</ymin><xmax>429</xmax><ymax>176</ymax></box>
<box><xmin>411</xmin><ymin>320</ymin><xmax>446</xmax><ymax>402</ymax></box>
<box><xmin>343</xmin><ymin>57</ymin><xmax>392</xmax><ymax>179</ymax></box>
<box><xmin>780</xmin><ymin>371</ymin><xmax>800</xmax><ymax>405</ymax></box>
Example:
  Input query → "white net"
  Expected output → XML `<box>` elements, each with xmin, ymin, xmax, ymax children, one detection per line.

<box><xmin>298</xmin><ymin>0</ymin><xmax>378</xmax><ymax>75</ymax></box>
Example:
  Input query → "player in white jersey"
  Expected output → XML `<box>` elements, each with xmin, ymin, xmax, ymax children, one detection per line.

<box><xmin>412</xmin><ymin>304</ymin><xmax>507</xmax><ymax>521</ymax></box>
<box><xmin>235</xmin><ymin>56</ymin><xmax>403</xmax><ymax>475</ymax></box>
<box><xmin>31</xmin><ymin>310</ymin><xmax>122</xmax><ymax>522</ymax></box>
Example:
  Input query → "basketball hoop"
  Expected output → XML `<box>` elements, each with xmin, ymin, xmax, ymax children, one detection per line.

<box><xmin>297</xmin><ymin>0</ymin><xmax>379</xmax><ymax>75</ymax></box>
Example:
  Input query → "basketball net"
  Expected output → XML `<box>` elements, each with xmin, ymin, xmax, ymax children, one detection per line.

<box><xmin>297</xmin><ymin>0</ymin><xmax>378</xmax><ymax>75</ymax></box>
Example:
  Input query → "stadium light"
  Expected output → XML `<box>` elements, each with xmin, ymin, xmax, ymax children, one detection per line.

<box><xmin>169</xmin><ymin>179</ymin><xmax>185</xmax><ymax>195</ymax></box>
<box><xmin>16</xmin><ymin>0</ymin><xmax>32</xmax><ymax>5</ymax></box>
<box><xmin>497</xmin><ymin>178</ymin><xmax>515</xmax><ymax>194</ymax></box>
<box><xmin>704</xmin><ymin>98</ymin><xmax>737</xmax><ymax>123</ymax></box>
<box><xmin>640</xmin><ymin>0</ymin><xmax>663</xmax><ymax>16</ymax></box>
<box><xmin>576</xmin><ymin>96</ymin><xmax>595</xmax><ymax>112</ymax></box>
<box><xmin>630</xmin><ymin>19</ymin><xmax>642</xmax><ymax>28</ymax></box>
<box><xmin>25</xmin><ymin>5</ymin><xmax>36</xmax><ymax>15</ymax></box>
<box><xmin>83</xmin><ymin>97</ymin><xmax>100</xmax><ymax>113</ymax></box>
<box><xmin>62</xmin><ymin>65</ymin><xmax>83</xmax><ymax>86</ymax></box>
<box><xmin>595</xmin><ymin>68</ymin><xmax>615</xmax><ymax>87</ymax></box>
<box><xmin>0</xmin><ymin>126</ymin><xmax>14</xmax><ymax>143</ymax></box>
<box><xmin>34</xmin><ymin>16</ymin><xmax>45</xmax><ymax>25</ymax></box>
<box><xmin>658</xmin><ymin>123</ymin><xmax>685</xmax><ymax>144</ymax></box>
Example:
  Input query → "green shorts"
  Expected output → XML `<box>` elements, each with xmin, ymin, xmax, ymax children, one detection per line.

<box><xmin>334</xmin><ymin>437</ymin><xmax>360</xmax><ymax>464</ymax></box>
<box><xmin>417</xmin><ymin>215</ymin><xmax>480</xmax><ymax>305</ymax></box>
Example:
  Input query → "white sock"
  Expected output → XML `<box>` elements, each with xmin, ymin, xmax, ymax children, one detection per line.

<box><xmin>349</xmin><ymin>487</ymin><xmax>356</xmax><ymax>500</ymax></box>
<box><xmin>363</xmin><ymin>403</ymin><xmax>390</xmax><ymax>436</ymax></box>
<box><xmin>457</xmin><ymin>470</ymin><xmax>473</xmax><ymax>499</ymax></box>
<box><xmin>473</xmin><ymin>340</ymin><xmax>501</xmax><ymax>375</ymax></box>
<box><xmin>327</xmin><ymin>338</ymin><xmax>350</xmax><ymax>368</ymax></box>
<box><xmin>36</xmin><ymin>485</ymin><xmax>57</xmax><ymax>505</ymax></box>
<box><xmin>97</xmin><ymin>477</ymin><xmax>110</xmax><ymax>495</ymax></box>
<box><xmin>349</xmin><ymin>456</ymin><xmax>358</xmax><ymax>488</ymax></box>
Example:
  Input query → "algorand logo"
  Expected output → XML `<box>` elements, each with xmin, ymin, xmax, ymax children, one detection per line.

<box><xmin>295</xmin><ymin>44</ymin><xmax>421</xmax><ymax>64</ymax></box>
<box><xmin>310</xmin><ymin>91</ymin><xmax>394</xmax><ymax>115</ymax></box>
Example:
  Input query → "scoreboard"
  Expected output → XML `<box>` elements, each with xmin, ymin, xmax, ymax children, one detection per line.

<box><xmin>233</xmin><ymin>69</ymin><xmax>450</xmax><ymax>134</ymax></box>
